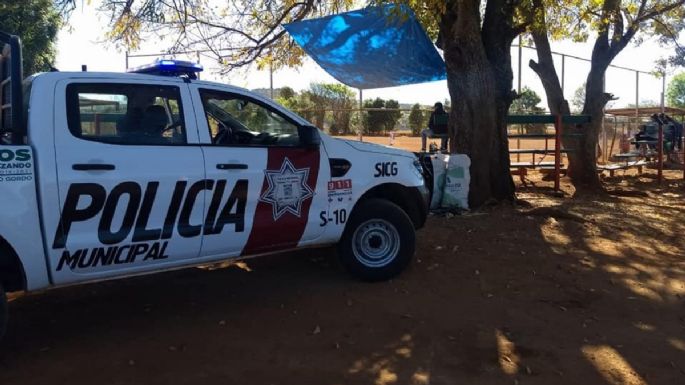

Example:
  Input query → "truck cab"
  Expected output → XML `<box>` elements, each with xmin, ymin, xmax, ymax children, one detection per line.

<box><xmin>0</xmin><ymin>32</ymin><xmax>428</xmax><ymax>340</ymax></box>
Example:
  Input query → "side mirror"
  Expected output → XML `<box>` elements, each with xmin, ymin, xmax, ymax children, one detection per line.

<box><xmin>299</xmin><ymin>124</ymin><xmax>321</xmax><ymax>147</ymax></box>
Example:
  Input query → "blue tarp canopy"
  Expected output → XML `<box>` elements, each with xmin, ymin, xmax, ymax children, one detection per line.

<box><xmin>283</xmin><ymin>5</ymin><xmax>446</xmax><ymax>90</ymax></box>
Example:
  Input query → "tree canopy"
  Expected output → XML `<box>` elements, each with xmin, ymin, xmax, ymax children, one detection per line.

<box><xmin>666</xmin><ymin>72</ymin><xmax>685</xmax><ymax>108</ymax></box>
<box><xmin>276</xmin><ymin>83</ymin><xmax>356</xmax><ymax>134</ymax></box>
<box><xmin>362</xmin><ymin>98</ymin><xmax>401</xmax><ymax>134</ymax></box>
<box><xmin>509</xmin><ymin>87</ymin><xmax>544</xmax><ymax>114</ymax></box>
<box><xmin>408</xmin><ymin>104</ymin><xmax>424</xmax><ymax>136</ymax></box>
<box><xmin>1</xmin><ymin>0</ymin><xmax>61</xmax><ymax>75</ymax></box>
<box><xmin>79</xmin><ymin>0</ymin><xmax>356</xmax><ymax>71</ymax></box>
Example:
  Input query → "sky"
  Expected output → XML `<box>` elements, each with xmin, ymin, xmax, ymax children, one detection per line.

<box><xmin>55</xmin><ymin>2</ymin><xmax>682</xmax><ymax>109</ymax></box>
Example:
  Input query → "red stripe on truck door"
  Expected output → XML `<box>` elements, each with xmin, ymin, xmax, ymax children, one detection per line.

<box><xmin>242</xmin><ymin>148</ymin><xmax>320</xmax><ymax>255</ymax></box>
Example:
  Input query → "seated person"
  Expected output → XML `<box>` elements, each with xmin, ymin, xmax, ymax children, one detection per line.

<box><xmin>634</xmin><ymin>124</ymin><xmax>657</xmax><ymax>150</ymax></box>
<box><xmin>140</xmin><ymin>105</ymin><xmax>168</xmax><ymax>138</ymax></box>
<box><xmin>117</xmin><ymin>104</ymin><xmax>170</xmax><ymax>144</ymax></box>
<box><xmin>421</xmin><ymin>102</ymin><xmax>449</xmax><ymax>152</ymax></box>
<box><xmin>663</xmin><ymin>114</ymin><xmax>683</xmax><ymax>151</ymax></box>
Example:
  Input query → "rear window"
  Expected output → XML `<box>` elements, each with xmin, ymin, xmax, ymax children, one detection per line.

<box><xmin>66</xmin><ymin>83</ymin><xmax>186</xmax><ymax>145</ymax></box>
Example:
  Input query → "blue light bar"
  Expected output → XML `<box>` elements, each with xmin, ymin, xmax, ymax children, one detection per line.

<box><xmin>127</xmin><ymin>58</ymin><xmax>204</xmax><ymax>79</ymax></box>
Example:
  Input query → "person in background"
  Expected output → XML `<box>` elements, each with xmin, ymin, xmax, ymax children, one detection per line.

<box><xmin>420</xmin><ymin>102</ymin><xmax>449</xmax><ymax>152</ymax></box>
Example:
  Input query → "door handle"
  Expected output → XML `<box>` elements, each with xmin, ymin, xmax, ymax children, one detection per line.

<box><xmin>216</xmin><ymin>163</ymin><xmax>248</xmax><ymax>170</ymax></box>
<box><xmin>72</xmin><ymin>163</ymin><xmax>116</xmax><ymax>171</ymax></box>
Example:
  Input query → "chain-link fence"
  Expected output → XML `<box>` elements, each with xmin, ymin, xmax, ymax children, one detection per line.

<box><xmin>289</xmin><ymin>107</ymin><xmax>436</xmax><ymax>137</ymax></box>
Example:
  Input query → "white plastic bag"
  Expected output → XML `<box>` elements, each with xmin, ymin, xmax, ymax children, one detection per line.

<box><xmin>428</xmin><ymin>154</ymin><xmax>447</xmax><ymax>209</ymax></box>
<box><xmin>441</xmin><ymin>154</ymin><xmax>470</xmax><ymax>210</ymax></box>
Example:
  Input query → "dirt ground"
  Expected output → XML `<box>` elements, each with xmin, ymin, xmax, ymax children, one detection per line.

<box><xmin>1</xmin><ymin>167</ymin><xmax>684</xmax><ymax>385</ymax></box>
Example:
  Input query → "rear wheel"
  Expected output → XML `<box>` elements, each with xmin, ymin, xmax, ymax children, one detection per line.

<box><xmin>0</xmin><ymin>282</ymin><xmax>7</xmax><ymax>341</ymax></box>
<box><xmin>338</xmin><ymin>199</ymin><xmax>415</xmax><ymax>281</ymax></box>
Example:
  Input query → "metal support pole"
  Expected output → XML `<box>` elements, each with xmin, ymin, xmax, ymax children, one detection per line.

<box><xmin>661</xmin><ymin>72</ymin><xmax>666</xmax><ymax>113</ymax></box>
<box><xmin>517</xmin><ymin>37</ymin><xmax>522</xmax><ymax>162</ymax></box>
<box><xmin>561</xmin><ymin>54</ymin><xmax>565</xmax><ymax>95</ymax></box>
<box><xmin>635</xmin><ymin>71</ymin><xmax>639</xmax><ymax>120</ymax></box>
<box><xmin>554</xmin><ymin>114</ymin><xmax>562</xmax><ymax>192</ymax></box>
<box><xmin>269</xmin><ymin>62</ymin><xmax>274</xmax><ymax>99</ymax></box>
<box><xmin>658</xmin><ymin>122</ymin><xmax>663</xmax><ymax>183</ymax></box>
<box><xmin>517</xmin><ymin>36</ymin><xmax>522</xmax><ymax>94</ymax></box>
<box><xmin>358</xmin><ymin>89</ymin><xmax>363</xmax><ymax>142</ymax></box>
<box><xmin>125</xmin><ymin>51</ymin><xmax>129</xmax><ymax>69</ymax></box>
<box><xmin>196</xmin><ymin>51</ymin><xmax>201</xmax><ymax>80</ymax></box>
<box><xmin>601</xmin><ymin>76</ymin><xmax>607</xmax><ymax>162</ymax></box>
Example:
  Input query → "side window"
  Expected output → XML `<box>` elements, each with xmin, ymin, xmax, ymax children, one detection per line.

<box><xmin>66</xmin><ymin>83</ymin><xmax>186</xmax><ymax>145</ymax></box>
<box><xmin>200</xmin><ymin>89</ymin><xmax>300</xmax><ymax>146</ymax></box>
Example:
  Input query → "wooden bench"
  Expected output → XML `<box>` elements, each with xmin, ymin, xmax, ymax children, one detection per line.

<box><xmin>511</xmin><ymin>161</ymin><xmax>557</xmax><ymax>168</ymax></box>
<box><xmin>510</xmin><ymin>161</ymin><xmax>566</xmax><ymax>183</ymax></box>
<box><xmin>597</xmin><ymin>160</ymin><xmax>649</xmax><ymax>177</ymax></box>
<box><xmin>509</xmin><ymin>149</ymin><xmax>571</xmax><ymax>154</ymax></box>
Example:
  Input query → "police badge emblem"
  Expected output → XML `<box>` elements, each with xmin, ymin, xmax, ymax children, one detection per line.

<box><xmin>259</xmin><ymin>157</ymin><xmax>314</xmax><ymax>220</ymax></box>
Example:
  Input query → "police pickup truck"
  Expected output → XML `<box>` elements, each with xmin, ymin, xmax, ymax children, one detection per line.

<box><xmin>0</xmin><ymin>32</ymin><xmax>428</xmax><ymax>339</ymax></box>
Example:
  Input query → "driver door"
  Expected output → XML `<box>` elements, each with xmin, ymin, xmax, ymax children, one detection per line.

<box><xmin>49</xmin><ymin>79</ymin><xmax>206</xmax><ymax>285</ymax></box>
<box><xmin>188</xmin><ymin>85</ymin><xmax>328</xmax><ymax>260</ymax></box>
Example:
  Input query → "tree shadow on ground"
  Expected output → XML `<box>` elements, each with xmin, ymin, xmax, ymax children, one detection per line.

<box><xmin>0</xmin><ymin>171</ymin><xmax>683</xmax><ymax>385</ymax></box>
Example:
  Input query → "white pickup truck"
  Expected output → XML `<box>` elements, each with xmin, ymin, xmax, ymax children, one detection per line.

<box><xmin>0</xmin><ymin>32</ymin><xmax>428</xmax><ymax>339</ymax></box>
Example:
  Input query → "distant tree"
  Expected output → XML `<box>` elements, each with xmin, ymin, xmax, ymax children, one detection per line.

<box><xmin>276</xmin><ymin>90</ymin><xmax>318</xmax><ymax>124</ymax></box>
<box><xmin>509</xmin><ymin>87</ymin><xmax>546</xmax><ymax>134</ymax></box>
<box><xmin>408</xmin><ymin>104</ymin><xmax>424</xmax><ymax>136</ymax></box>
<box><xmin>383</xmin><ymin>99</ymin><xmax>402</xmax><ymax>131</ymax></box>
<box><xmin>509</xmin><ymin>87</ymin><xmax>544</xmax><ymax>113</ymax></box>
<box><xmin>308</xmin><ymin>83</ymin><xmax>355</xmax><ymax>135</ymax></box>
<box><xmin>667</xmin><ymin>72</ymin><xmax>685</xmax><ymax>108</ymax></box>
<box><xmin>279</xmin><ymin>86</ymin><xmax>296</xmax><ymax>101</ymax></box>
<box><xmin>571</xmin><ymin>84</ymin><xmax>586</xmax><ymax>114</ymax></box>
<box><xmin>0</xmin><ymin>0</ymin><xmax>61</xmax><ymax>74</ymax></box>
<box><xmin>294</xmin><ymin>83</ymin><xmax>356</xmax><ymax>134</ymax></box>
<box><xmin>363</xmin><ymin>98</ymin><xmax>387</xmax><ymax>135</ymax></box>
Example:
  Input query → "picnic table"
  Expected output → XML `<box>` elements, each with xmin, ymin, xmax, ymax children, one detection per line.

<box><xmin>598</xmin><ymin>153</ymin><xmax>651</xmax><ymax>177</ymax></box>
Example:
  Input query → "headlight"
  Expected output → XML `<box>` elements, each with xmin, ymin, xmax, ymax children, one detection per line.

<box><xmin>413</xmin><ymin>159</ymin><xmax>424</xmax><ymax>177</ymax></box>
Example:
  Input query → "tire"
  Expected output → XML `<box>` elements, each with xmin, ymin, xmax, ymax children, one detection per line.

<box><xmin>0</xmin><ymin>282</ymin><xmax>7</xmax><ymax>341</ymax></box>
<box><xmin>338</xmin><ymin>198</ymin><xmax>416</xmax><ymax>281</ymax></box>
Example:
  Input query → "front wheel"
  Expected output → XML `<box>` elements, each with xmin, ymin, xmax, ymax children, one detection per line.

<box><xmin>338</xmin><ymin>199</ymin><xmax>416</xmax><ymax>281</ymax></box>
<box><xmin>0</xmin><ymin>282</ymin><xmax>7</xmax><ymax>341</ymax></box>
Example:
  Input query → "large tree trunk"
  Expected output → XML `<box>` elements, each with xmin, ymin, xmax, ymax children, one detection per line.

<box><xmin>526</xmin><ymin>0</ymin><xmax>642</xmax><ymax>193</ymax></box>
<box><xmin>441</xmin><ymin>0</ymin><xmax>516</xmax><ymax>207</ymax></box>
<box><xmin>577</xmin><ymin>61</ymin><xmax>612</xmax><ymax>190</ymax></box>
<box><xmin>481</xmin><ymin>0</ymin><xmax>520</xmax><ymax>201</ymax></box>
<box><xmin>528</xmin><ymin>8</ymin><xmax>604</xmax><ymax>192</ymax></box>
<box><xmin>572</xmin><ymin>31</ymin><xmax>616</xmax><ymax>191</ymax></box>
<box><xmin>529</xmin><ymin>31</ymin><xmax>594</xmax><ymax>191</ymax></box>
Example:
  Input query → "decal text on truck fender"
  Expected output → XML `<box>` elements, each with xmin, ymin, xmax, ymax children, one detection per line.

<box><xmin>0</xmin><ymin>148</ymin><xmax>33</xmax><ymax>183</ymax></box>
<box><xmin>0</xmin><ymin>149</ymin><xmax>30</xmax><ymax>162</ymax></box>
<box><xmin>374</xmin><ymin>162</ymin><xmax>397</xmax><ymax>177</ymax></box>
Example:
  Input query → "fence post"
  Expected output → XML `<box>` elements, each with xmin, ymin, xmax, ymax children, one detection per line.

<box><xmin>554</xmin><ymin>114</ymin><xmax>562</xmax><ymax>192</ymax></box>
<box><xmin>657</xmin><ymin>122</ymin><xmax>663</xmax><ymax>184</ymax></box>
<box><xmin>358</xmin><ymin>89</ymin><xmax>363</xmax><ymax>142</ymax></box>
